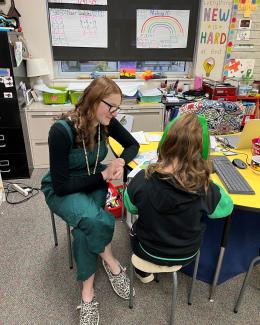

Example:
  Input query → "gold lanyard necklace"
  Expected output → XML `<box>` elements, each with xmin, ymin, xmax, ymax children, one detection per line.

<box><xmin>82</xmin><ymin>123</ymin><xmax>101</xmax><ymax>176</ymax></box>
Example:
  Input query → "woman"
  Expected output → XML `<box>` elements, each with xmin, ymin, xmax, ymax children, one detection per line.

<box><xmin>124</xmin><ymin>113</ymin><xmax>233</xmax><ymax>283</ymax></box>
<box><xmin>41</xmin><ymin>77</ymin><xmax>139</xmax><ymax>325</ymax></box>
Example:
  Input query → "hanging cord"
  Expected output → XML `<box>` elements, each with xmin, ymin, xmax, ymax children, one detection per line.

<box><xmin>3</xmin><ymin>181</ymin><xmax>40</xmax><ymax>205</ymax></box>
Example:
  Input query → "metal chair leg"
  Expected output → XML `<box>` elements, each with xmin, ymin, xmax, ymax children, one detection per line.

<box><xmin>50</xmin><ymin>211</ymin><xmax>58</xmax><ymax>246</ymax></box>
<box><xmin>170</xmin><ymin>272</ymin><xmax>178</xmax><ymax>325</ymax></box>
<box><xmin>66</xmin><ymin>224</ymin><xmax>73</xmax><ymax>269</ymax></box>
<box><xmin>234</xmin><ymin>256</ymin><xmax>260</xmax><ymax>313</ymax></box>
<box><xmin>121</xmin><ymin>167</ymin><xmax>128</xmax><ymax>222</ymax></box>
<box><xmin>188</xmin><ymin>250</ymin><xmax>200</xmax><ymax>305</ymax></box>
<box><xmin>129</xmin><ymin>261</ymin><xmax>134</xmax><ymax>309</ymax></box>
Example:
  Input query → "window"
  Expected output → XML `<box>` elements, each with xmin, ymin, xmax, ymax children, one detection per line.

<box><xmin>54</xmin><ymin>60</ymin><xmax>191</xmax><ymax>78</ymax></box>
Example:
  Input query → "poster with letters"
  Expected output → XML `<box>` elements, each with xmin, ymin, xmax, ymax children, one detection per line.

<box><xmin>194</xmin><ymin>0</ymin><xmax>233</xmax><ymax>81</ymax></box>
<box><xmin>136</xmin><ymin>9</ymin><xmax>190</xmax><ymax>49</ymax></box>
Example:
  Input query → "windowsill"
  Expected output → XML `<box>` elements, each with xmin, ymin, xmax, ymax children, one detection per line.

<box><xmin>51</xmin><ymin>76</ymin><xmax>194</xmax><ymax>86</ymax></box>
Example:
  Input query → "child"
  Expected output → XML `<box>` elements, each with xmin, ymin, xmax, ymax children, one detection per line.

<box><xmin>124</xmin><ymin>113</ymin><xmax>234</xmax><ymax>283</ymax></box>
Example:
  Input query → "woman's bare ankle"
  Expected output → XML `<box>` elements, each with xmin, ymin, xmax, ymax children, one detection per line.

<box><xmin>82</xmin><ymin>289</ymin><xmax>95</xmax><ymax>303</ymax></box>
<box><xmin>106</xmin><ymin>259</ymin><xmax>121</xmax><ymax>275</ymax></box>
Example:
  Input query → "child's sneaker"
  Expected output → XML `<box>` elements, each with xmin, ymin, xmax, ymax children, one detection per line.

<box><xmin>102</xmin><ymin>260</ymin><xmax>134</xmax><ymax>299</ymax></box>
<box><xmin>80</xmin><ymin>298</ymin><xmax>99</xmax><ymax>325</ymax></box>
<box><xmin>135</xmin><ymin>267</ymin><xmax>154</xmax><ymax>283</ymax></box>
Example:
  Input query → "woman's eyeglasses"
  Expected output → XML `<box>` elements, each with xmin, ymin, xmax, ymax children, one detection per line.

<box><xmin>101</xmin><ymin>99</ymin><xmax>121</xmax><ymax>114</ymax></box>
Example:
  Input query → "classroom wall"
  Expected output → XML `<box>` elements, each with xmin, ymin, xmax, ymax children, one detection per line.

<box><xmin>0</xmin><ymin>0</ymin><xmax>54</xmax><ymax>79</ymax></box>
<box><xmin>1</xmin><ymin>0</ymin><xmax>259</xmax><ymax>82</ymax></box>
<box><xmin>231</xmin><ymin>9</ymin><xmax>260</xmax><ymax>81</ymax></box>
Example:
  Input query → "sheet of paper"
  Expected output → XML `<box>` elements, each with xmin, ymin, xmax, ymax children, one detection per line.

<box><xmin>116</xmin><ymin>114</ymin><xmax>134</xmax><ymax>132</ymax></box>
<box><xmin>139</xmin><ymin>88</ymin><xmax>162</xmax><ymax>96</ymax></box>
<box><xmin>116</xmin><ymin>82</ymin><xmax>144</xmax><ymax>97</ymax></box>
<box><xmin>129</xmin><ymin>150</ymin><xmax>158</xmax><ymax>178</ymax></box>
<box><xmin>166</xmin><ymin>97</ymin><xmax>179</xmax><ymax>103</ymax></box>
<box><xmin>67</xmin><ymin>83</ymin><xmax>89</xmax><ymax>91</ymax></box>
<box><xmin>128</xmin><ymin>166</ymin><xmax>142</xmax><ymax>179</ymax></box>
<box><xmin>210</xmin><ymin>136</ymin><xmax>217</xmax><ymax>150</ymax></box>
<box><xmin>33</xmin><ymin>84</ymin><xmax>64</xmax><ymax>93</ymax></box>
<box><xmin>144</xmin><ymin>133</ymin><xmax>162</xmax><ymax>142</ymax></box>
<box><xmin>131</xmin><ymin>131</ymin><xmax>149</xmax><ymax>144</ymax></box>
<box><xmin>133</xmin><ymin>150</ymin><xmax>158</xmax><ymax>165</ymax></box>
<box><xmin>136</xmin><ymin>9</ymin><xmax>190</xmax><ymax>49</ymax></box>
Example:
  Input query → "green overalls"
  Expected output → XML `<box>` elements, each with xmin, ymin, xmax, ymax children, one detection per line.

<box><xmin>41</xmin><ymin>120</ymin><xmax>115</xmax><ymax>281</ymax></box>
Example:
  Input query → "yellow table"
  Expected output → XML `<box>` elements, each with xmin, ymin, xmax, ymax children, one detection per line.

<box><xmin>109</xmin><ymin>133</ymin><xmax>260</xmax><ymax>209</ymax></box>
<box><xmin>109</xmin><ymin>133</ymin><xmax>260</xmax><ymax>300</ymax></box>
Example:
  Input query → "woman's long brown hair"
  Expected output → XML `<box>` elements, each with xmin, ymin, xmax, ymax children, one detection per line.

<box><xmin>60</xmin><ymin>77</ymin><xmax>122</xmax><ymax>149</ymax></box>
<box><xmin>146</xmin><ymin>113</ymin><xmax>211</xmax><ymax>192</ymax></box>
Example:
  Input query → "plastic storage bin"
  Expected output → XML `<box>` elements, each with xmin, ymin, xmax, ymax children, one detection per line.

<box><xmin>238</xmin><ymin>85</ymin><xmax>252</xmax><ymax>96</ymax></box>
<box><xmin>139</xmin><ymin>95</ymin><xmax>162</xmax><ymax>103</ymax></box>
<box><xmin>43</xmin><ymin>87</ymin><xmax>68</xmax><ymax>104</ymax></box>
<box><xmin>69</xmin><ymin>90</ymin><xmax>83</xmax><ymax>105</ymax></box>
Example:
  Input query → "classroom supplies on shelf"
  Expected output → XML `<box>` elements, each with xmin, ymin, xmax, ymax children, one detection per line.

<box><xmin>69</xmin><ymin>90</ymin><xmax>83</xmax><ymax>105</ymax></box>
<box><xmin>138</xmin><ymin>88</ymin><xmax>163</xmax><ymax>103</ymax></box>
<box><xmin>203</xmin><ymin>80</ymin><xmax>237</xmax><ymax>101</ymax></box>
<box><xmin>42</xmin><ymin>87</ymin><xmax>68</xmax><ymax>104</ymax></box>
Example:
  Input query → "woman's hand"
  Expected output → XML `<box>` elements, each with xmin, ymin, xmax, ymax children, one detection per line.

<box><xmin>111</xmin><ymin>158</ymin><xmax>125</xmax><ymax>169</ymax></box>
<box><xmin>101</xmin><ymin>158</ymin><xmax>125</xmax><ymax>181</ymax></box>
<box><xmin>101</xmin><ymin>163</ymin><xmax>116</xmax><ymax>181</ymax></box>
<box><xmin>110</xmin><ymin>158</ymin><xmax>125</xmax><ymax>179</ymax></box>
<box><xmin>111</xmin><ymin>165</ymin><xmax>124</xmax><ymax>180</ymax></box>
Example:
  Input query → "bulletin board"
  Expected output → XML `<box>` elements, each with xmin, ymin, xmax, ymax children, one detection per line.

<box><xmin>47</xmin><ymin>0</ymin><xmax>200</xmax><ymax>61</ymax></box>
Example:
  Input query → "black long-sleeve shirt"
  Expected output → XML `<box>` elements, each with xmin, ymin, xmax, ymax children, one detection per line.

<box><xmin>48</xmin><ymin>117</ymin><xmax>139</xmax><ymax>196</ymax></box>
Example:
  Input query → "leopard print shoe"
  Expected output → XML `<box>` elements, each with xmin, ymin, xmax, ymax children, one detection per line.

<box><xmin>80</xmin><ymin>298</ymin><xmax>99</xmax><ymax>325</ymax></box>
<box><xmin>102</xmin><ymin>260</ymin><xmax>134</xmax><ymax>300</ymax></box>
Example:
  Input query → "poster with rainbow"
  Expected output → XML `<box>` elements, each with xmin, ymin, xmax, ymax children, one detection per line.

<box><xmin>136</xmin><ymin>9</ymin><xmax>190</xmax><ymax>49</ymax></box>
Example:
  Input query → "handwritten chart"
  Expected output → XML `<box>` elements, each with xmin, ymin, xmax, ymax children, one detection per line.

<box><xmin>136</xmin><ymin>9</ymin><xmax>189</xmax><ymax>49</ymax></box>
<box><xmin>49</xmin><ymin>8</ymin><xmax>107</xmax><ymax>47</ymax></box>
<box><xmin>49</xmin><ymin>0</ymin><xmax>107</xmax><ymax>4</ymax></box>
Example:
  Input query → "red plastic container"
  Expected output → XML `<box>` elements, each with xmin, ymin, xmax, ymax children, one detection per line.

<box><xmin>105</xmin><ymin>182</ymin><xmax>126</xmax><ymax>218</ymax></box>
<box><xmin>252</xmin><ymin>137</ymin><xmax>260</xmax><ymax>156</ymax></box>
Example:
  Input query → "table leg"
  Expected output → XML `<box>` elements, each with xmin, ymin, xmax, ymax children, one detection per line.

<box><xmin>209</xmin><ymin>213</ymin><xmax>233</xmax><ymax>301</ymax></box>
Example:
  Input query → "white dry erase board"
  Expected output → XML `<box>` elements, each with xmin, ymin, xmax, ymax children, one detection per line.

<box><xmin>49</xmin><ymin>8</ymin><xmax>107</xmax><ymax>47</ymax></box>
<box><xmin>48</xmin><ymin>0</ymin><xmax>200</xmax><ymax>61</ymax></box>
<box><xmin>49</xmin><ymin>1</ymin><xmax>107</xmax><ymax>4</ymax></box>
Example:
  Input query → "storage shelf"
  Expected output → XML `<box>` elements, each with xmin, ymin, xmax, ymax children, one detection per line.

<box><xmin>237</xmin><ymin>96</ymin><xmax>259</xmax><ymax>119</ymax></box>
